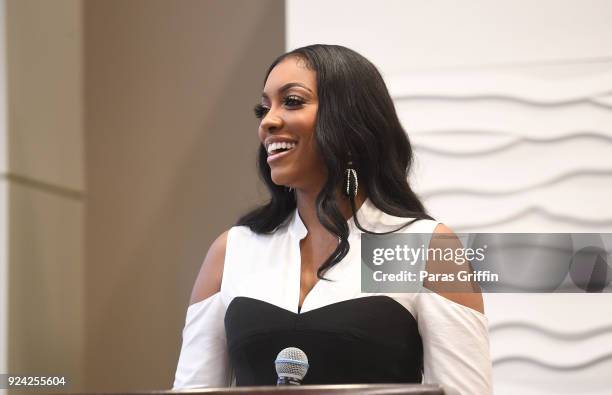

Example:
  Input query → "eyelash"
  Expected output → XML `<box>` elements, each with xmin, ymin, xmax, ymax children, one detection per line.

<box><xmin>253</xmin><ymin>95</ymin><xmax>305</xmax><ymax>119</ymax></box>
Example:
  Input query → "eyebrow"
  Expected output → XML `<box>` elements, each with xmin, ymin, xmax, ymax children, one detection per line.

<box><xmin>261</xmin><ymin>82</ymin><xmax>313</xmax><ymax>99</ymax></box>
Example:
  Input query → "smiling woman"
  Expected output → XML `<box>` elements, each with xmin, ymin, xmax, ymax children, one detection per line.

<box><xmin>255</xmin><ymin>59</ymin><xmax>324</xmax><ymax>195</ymax></box>
<box><xmin>173</xmin><ymin>45</ymin><xmax>492</xmax><ymax>395</ymax></box>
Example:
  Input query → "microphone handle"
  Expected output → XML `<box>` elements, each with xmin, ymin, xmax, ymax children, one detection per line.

<box><xmin>277</xmin><ymin>377</ymin><xmax>302</xmax><ymax>385</ymax></box>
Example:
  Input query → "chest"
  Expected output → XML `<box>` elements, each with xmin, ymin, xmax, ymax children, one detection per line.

<box><xmin>224</xmin><ymin>295</ymin><xmax>423</xmax><ymax>386</ymax></box>
<box><xmin>298</xmin><ymin>235</ymin><xmax>340</xmax><ymax>304</ymax></box>
<box><xmin>223</xmin><ymin>226</ymin><xmax>366</xmax><ymax>313</ymax></box>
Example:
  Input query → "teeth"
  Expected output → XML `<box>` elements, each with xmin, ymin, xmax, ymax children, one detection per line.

<box><xmin>267</xmin><ymin>141</ymin><xmax>296</xmax><ymax>154</ymax></box>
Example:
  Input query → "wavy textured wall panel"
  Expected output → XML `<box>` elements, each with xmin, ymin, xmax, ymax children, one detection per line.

<box><xmin>391</xmin><ymin>62</ymin><xmax>612</xmax><ymax>394</ymax></box>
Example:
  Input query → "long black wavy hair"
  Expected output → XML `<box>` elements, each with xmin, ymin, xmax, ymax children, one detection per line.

<box><xmin>237</xmin><ymin>44</ymin><xmax>434</xmax><ymax>279</ymax></box>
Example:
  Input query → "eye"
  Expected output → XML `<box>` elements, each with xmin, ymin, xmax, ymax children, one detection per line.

<box><xmin>284</xmin><ymin>95</ymin><xmax>305</xmax><ymax>107</ymax></box>
<box><xmin>254</xmin><ymin>95</ymin><xmax>305</xmax><ymax>119</ymax></box>
<box><xmin>253</xmin><ymin>104</ymin><xmax>269</xmax><ymax>119</ymax></box>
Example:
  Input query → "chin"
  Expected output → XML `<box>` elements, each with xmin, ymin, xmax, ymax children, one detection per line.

<box><xmin>270</xmin><ymin>171</ymin><xmax>290</xmax><ymax>188</ymax></box>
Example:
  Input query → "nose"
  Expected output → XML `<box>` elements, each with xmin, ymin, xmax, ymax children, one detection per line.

<box><xmin>260</xmin><ymin>108</ymin><xmax>283</xmax><ymax>134</ymax></box>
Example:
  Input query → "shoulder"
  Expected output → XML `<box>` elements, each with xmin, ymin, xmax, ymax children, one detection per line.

<box><xmin>188</xmin><ymin>224</ymin><xmax>281</xmax><ymax>305</ymax></box>
<box><xmin>189</xmin><ymin>230</ymin><xmax>230</xmax><ymax>305</ymax></box>
<box><xmin>423</xmin><ymin>223</ymin><xmax>485</xmax><ymax>315</ymax></box>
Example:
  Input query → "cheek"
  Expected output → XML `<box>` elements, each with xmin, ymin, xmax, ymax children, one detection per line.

<box><xmin>293</xmin><ymin>117</ymin><xmax>317</xmax><ymax>145</ymax></box>
<box><xmin>299</xmin><ymin>122</ymin><xmax>320</xmax><ymax>158</ymax></box>
<box><xmin>300</xmin><ymin>139</ymin><xmax>325</xmax><ymax>172</ymax></box>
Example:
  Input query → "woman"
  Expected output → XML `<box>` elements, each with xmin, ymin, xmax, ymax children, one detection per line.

<box><xmin>173</xmin><ymin>44</ymin><xmax>492</xmax><ymax>394</ymax></box>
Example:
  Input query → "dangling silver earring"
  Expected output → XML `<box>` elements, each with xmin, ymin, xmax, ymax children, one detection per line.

<box><xmin>344</xmin><ymin>161</ymin><xmax>358</xmax><ymax>197</ymax></box>
<box><xmin>286</xmin><ymin>186</ymin><xmax>294</xmax><ymax>193</ymax></box>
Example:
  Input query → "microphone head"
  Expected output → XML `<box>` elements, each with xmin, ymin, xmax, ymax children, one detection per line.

<box><xmin>275</xmin><ymin>347</ymin><xmax>309</xmax><ymax>384</ymax></box>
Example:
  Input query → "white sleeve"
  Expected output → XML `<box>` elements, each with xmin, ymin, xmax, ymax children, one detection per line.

<box><xmin>172</xmin><ymin>292</ymin><xmax>233</xmax><ymax>389</ymax></box>
<box><xmin>416</xmin><ymin>291</ymin><xmax>493</xmax><ymax>395</ymax></box>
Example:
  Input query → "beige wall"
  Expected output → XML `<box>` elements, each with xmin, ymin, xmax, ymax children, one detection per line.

<box><xmin>4</xmin><ymin>0</ymin><xmax>284</xmax><ymax>392</ymax></box>
<box><xmin>84</xmin><ymin>0</ymin><xmax>284</xmax><ymax>391</ymax></box>
<box><xmin>0</xmin><ymin>0</ymin><xmax>8</xmax><ymax>387</ymax></box>
<box><xmin>6</xmin><ymin>0</ymin><xmax>85</xmax><ymax>392</ymax></box>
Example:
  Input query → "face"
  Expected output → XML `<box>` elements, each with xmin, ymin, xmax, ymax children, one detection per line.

<box><xmin>256</xmin><ymin>56</ymin><xmax>326</xmax><ymax>191</ymax></box>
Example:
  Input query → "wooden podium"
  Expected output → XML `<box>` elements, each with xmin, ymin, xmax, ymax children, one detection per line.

<box><xmin>66</xmin><ymin>384</ymin><xmax>445</xmax><ymax>395</ymax></box>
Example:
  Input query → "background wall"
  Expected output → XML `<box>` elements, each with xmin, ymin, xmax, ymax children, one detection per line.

<box><xmin>2</xmin><ymin>0</ymin><xmax>285</xmax><ymax>392</ymax></box>
<box><xmin>0</xmin><ymin>1</ymin><xmax>7</xmax><ymax>393</ymax></box>
<box><xmin>84</xmin><ymin>0</ymin><xmax>284</xmax><ymax>390</ymax></box>
<box><xmin>286</xmin><ymin>0</ymin><xmax>612</xmax><ymax>394</ymax></box>
<box><xmin>3</xmin><ymin>0</ymin><xmax>611</xmax><ymax>393</ymax></box>
<box><xmin>5</xmin><ymin>1</ymin><xmax>84</xmax><ymax>392</ymax></box>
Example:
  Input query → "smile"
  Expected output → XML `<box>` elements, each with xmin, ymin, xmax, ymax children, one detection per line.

<box><xmin>267</xmin><ymin>142</ymin><xmax>297</xmax><ymax>164</ymax></box>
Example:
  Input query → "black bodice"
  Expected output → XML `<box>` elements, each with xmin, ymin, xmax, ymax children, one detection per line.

<box><xmin>224</xmin><ymin>296</ymin><xmax>423</xmax><ymax>386</ymax></box>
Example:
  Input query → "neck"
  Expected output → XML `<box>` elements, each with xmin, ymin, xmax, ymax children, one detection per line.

<box><xmin>294</xmin><ymin>186</ymin><xmax>367</xmax><ymax>236</ymax></box>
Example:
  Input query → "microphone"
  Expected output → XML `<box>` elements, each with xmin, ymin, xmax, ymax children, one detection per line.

<box><xmin>275</xmin><ymin>347</ymin><xmax>309</xmax><ymax>385</ymax></box>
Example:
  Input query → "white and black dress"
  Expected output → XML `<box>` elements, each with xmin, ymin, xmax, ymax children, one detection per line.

<box><xmin>173</xmin><ymin>198</ymin><xmax>492</xmax><ymax>394</ymax></box>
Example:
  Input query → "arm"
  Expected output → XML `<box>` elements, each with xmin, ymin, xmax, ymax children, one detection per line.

<box><xmin>173</xmin><ymin>231</ymin><xmax>233</xmax><ymax>389</ymax></box>
<box><xmin>190</xmin><ymin>231</ymin><xmax>227</xmax><ymax>305</ymax></box>
<box><xmin>418</xmin><ymin>224</ymin><xmax>492</xmax><ymax>395</ymax></box>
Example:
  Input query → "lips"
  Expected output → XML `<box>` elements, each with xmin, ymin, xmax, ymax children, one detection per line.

<box><xmin>265</xmin><ymin>138</ymin><xmax>298</xmax><ymax>165</ymax></box>
<box><xmin>267</xmin><ymin>144</ymin><xmax>296</xmax><ymax>164</ymax></box>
